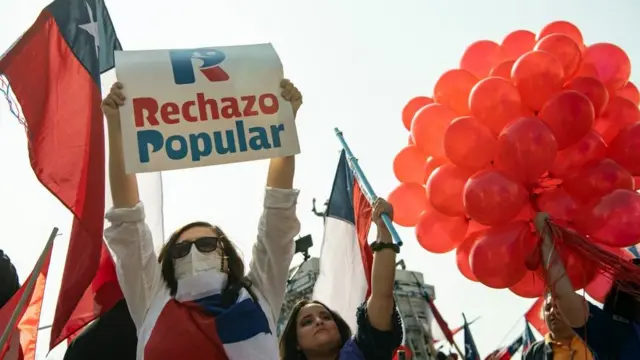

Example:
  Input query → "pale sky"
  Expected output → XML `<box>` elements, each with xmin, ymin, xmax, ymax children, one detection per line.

<box><xmin>1</xmin><ymin>0</ymin><xmax>639</xmax><ymax>359</ymax></box>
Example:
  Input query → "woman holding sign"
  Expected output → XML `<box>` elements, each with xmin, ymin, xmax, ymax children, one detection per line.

<box><xmin>102</xmin><ymin>80</ymin><xmax>302</xmax><ymax>360</ymax></box>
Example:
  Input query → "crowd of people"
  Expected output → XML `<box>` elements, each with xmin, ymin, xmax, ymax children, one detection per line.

<box><xmin>2</xmin><ymin>80</ymin><xmax>640</xmax><ymax>360</ymax></box>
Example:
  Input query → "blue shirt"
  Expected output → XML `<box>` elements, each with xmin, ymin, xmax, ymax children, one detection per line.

<box><xmin>339</xmin><ymin>301</ymin><xmax>404</xmax><ymax>360</ymax></box>
<box><xmin>572</xmin><ymin>302</ymin><xmax>640</xmax><ymax>360</ymax></box>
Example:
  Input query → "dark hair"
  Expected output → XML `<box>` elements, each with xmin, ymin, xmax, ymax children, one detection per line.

<box><xmin>603</xmin><ymin>258</ymin><xmax>640</xmax><ymax>321</ymax></box>
<box><xmin>157</xmin><ymin>221</ymin><xmax>256</xmax><ymax>306</ymax></box>
<box><xmin>436</xmin><ymin>351</ymin><xmax>448</xmax><ymax>360</ymax></box>
<box><xmin>0</xmin><ymin>250</ymin><xmax>19</xmax><ymax>308</ymax></box>
<box><xmin>279</xmin><ymin>299</ymin><xmax>352</xmax><ymax>360</ymax></box>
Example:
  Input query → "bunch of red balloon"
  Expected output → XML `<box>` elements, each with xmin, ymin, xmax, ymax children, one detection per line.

<box><xmin>389</xmin><ymin>20</ymin><xmax>640</xmax><ymax>300</ymax></box>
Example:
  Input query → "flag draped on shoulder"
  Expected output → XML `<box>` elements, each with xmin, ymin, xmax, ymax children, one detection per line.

<box><xmin>312</xmin><ymin>150</ymin><xmax>373</xmax><ymax>331</ymax></box>
<box><xmin>0</xmin><ymin>231</ymin><xmax>56</xmax><ymax>360</ymax></box>
<box><xmin>0</xmin><ymin>0</ymin><xmax>123</xmax><ymax>348</ymax></box>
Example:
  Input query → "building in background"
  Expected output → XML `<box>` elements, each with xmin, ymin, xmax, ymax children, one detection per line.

<box><xmin>277</xmin><ymin>257</ymin><xmax>439</xmax><ymax>360</ymax></box>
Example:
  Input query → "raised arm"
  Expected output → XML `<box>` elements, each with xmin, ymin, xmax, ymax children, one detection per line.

<box><xmin>536</xmin><ymin>214</ymin><xmax>588</xmax><ymax>327</ymax></box>
<box><xmin>355</xmin><ymin>199</ymin><xmax>403</xmax><ymax>359</ymax></box>
<box><xmin>102</xmin><ymin>82</ymin><xmax>161</xmax><ymax>328</ymax></box>
<box><xmin>248</xmin><ymin>79</ymin><xmax>302</xmax><ymax>320</ymax></box>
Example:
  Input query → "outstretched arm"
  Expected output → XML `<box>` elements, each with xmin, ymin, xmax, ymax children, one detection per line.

<box><xmin>536</xmin><ymin>214</ymin><xmax>588</xmax><ymax>327</ymax></box>
<box><xmin>266</xmin><ymin>79</ymin><xmax>301</xmax><ymax>190</ymax></box>
<box><xmin>102</xmin><ymin>83</ymin><xmax>160</xmax><ymax>328</ymax></box>
<box><xmin>354</xmin><ymin>199</ymin><xmax>403</xmax><ymax>360</ymax></box>
<box><xmin>103</xmin><ymin>82</ymin><xmax>140</xmax><ymax>209</ymax></box>
<box><xmin>249</xmin><ymin>80</ymin><xmax>302</xmax><ymax>320</ymax></box>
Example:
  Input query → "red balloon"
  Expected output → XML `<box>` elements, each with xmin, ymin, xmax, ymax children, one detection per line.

<box><xmin>411</xmin><ymin>104</ymin><xmax>458</xmax><ymax>158</ymax></box>
<box><xmin>586</xmin><ymin>246</ymin><xmax>635</xmax><ymax>303</ymax></box>
<box><xmin>609</xmin><ymin>123</ymin><xmax>640</xmax><ymax>176</ymax></box>
<box><xmin>469</xmin><ymin>77</ymin><xmax>523</xmax><ymax>136</ymax></box>
<box><xmin>563</xmin><ymin>158</ymin><xmax>634</xmax><ymax>204</ymax></box>
<box><xmin>402</xmin><ymin>96</ymin><xmax>434</xmax><ymax>131</ymax></box>
<box><xmin>456</xmin><ymin>230</ymin><xmax>484</xmax><ymax>282</ymax></box>
<box><xmin>467</xmin><ymin>220</ymin><xmax>490</xmax><ymax>235</ymax></box>
<box><xmin>444</xmin><ymin>116</ymin><xmax>496</xmax><ymax>170</ymax></box>
<box><xmin>509</xmin><ymin>271</ymin><xmax>546</xmax><ymax>298</ymax></box>
<box><xmin>501</xmin><ymin>30</ymin><xmax>536</xmax><ymax>61</ymax></box>
<box><xmin>539</xmin><ymin>90</ymin><xmax>595</xmax><ymax>149</ymax></box>
<box><xmin>594</xmin><ymin>96</ymin><xmax>640</xmax><ymax>143</ymax></box>
<box><xmin>408</xmin><ymin>135</ymin><xmax>414</xmax><ymax>145</ymax></box>
<box><xmin>489</xmin><ymin>60</ymin><xmax>515</xmax><ymax>80</ymax></box>
<box><xmin>536</xmin><ymin>187</ymin><xmax>580</xmax><ymax>226</ymax></box>
<box><xmin>393</xmin><ymin>145</ymin><xmax>428</xmax><ymax>185</ymax></box>
<box><xmin>538</xmin><ymin>21</ymin><xmax>584</xmax><ymax>49</ymax></box>
<box><xmin>424</xmin><ymin>156</ymin><xmax>449</xmax><ymax>182</ymax></box>
<box><xmin>434</xmin><ymin>69</ymin><xmax>478</xmax><ymax>116</ymax></box>
<box><xmin>578</xmin><ymin>43</ymin><xmax>631</xmax><ymax>93</ymax></box>
<box><xmin>535</xmin><ymin>34</ymin><xmax>582</xmax><ymax>80</ymax></box>
<box><xmin>565</xmin><ymin>76</ymin><xmax>610</xmax><ymax>117</ymax></box>
<box><xmin>512</xmin><ymin>51</ymin><xmax>565</xmax><ymax>111</ymax></box>
<box><xmin>589</xmin><ymin>189</ymin><xmax>640</xmax><ymax>247</ymax></box>
<box><xmin>388</xmin><ymin>183</ymin><xmax>430</xmax><ymax>227</ymax></box>
<box><xmin>464</xmin><ymin>169</ymin><xmax>528</xmax><ymax>226</ymax></box>
<box><xmin>496</xmin><ymin>117</ymin><xmax>558</xmax><ymax>183</ymax></box>
<box><xmin>460</xmin><ymin>40</ymin><xmax>505</xmax><ymax>79</ymax></box>
<box><xmin>470</xmin><ymin>220</ymin><xmax>535</xmax><ymax>289</ymax></box>
<box><xmin>549</xmin><ymin>130</ymin><xmax>607</xmax><ymax>179</ymax></box>
<box><xmin>617</xmin><ymin>81</ymin><xmax>640</xmax><ymax>106</ymax></box>
<box><xmin>426</xmin><ymin>164</ymin><xmax>471</xmax><ymax>217</ymax></box>
<box><xmin>416</xmin><ymin>208</ymin><xmax>468</xmax><ymax>254</ymax></box>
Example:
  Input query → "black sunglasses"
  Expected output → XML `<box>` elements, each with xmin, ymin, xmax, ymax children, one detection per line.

<box><xmin>170</xmin><ymin>236</ymin><xmax>221</xmax><ymax>259</ymax></box>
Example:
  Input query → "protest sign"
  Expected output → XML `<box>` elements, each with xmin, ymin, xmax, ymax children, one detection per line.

<box><xmin>114</xmin><ymin>43</ymin><xmax>300</xmax><ymax>173</ymax></box>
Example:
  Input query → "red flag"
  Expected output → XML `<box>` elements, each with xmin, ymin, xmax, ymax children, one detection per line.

<box><xmin>0</xmin><ymin>230</ymin><xmax>55</xmax><ymax>360</ymax></box>
<box><xmin>0</xmin><ymin>0</ymin><xmax>122</xmax><ymax>347</ymax></box>
<box><xmin>525</xmin><ymin>297</ymin><xmax>549</xmax><ymax>336</ymax></box>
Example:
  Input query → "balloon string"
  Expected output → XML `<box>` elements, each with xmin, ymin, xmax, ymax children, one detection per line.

<box><xmin>537</xmin><ymin>214</ymin><xmax>640</xmax><ymax>300</ymax></box>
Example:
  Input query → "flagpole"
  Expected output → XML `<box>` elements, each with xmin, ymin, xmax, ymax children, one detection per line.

<box><xmin>334</xmin><ymin>127</ymin><xmax>403</xmax><ymax>246</ymax></box>
<box><xmin>0</xmin><ymin>227</ymin><xmax>58</xmax><ymax>351</ymax></box>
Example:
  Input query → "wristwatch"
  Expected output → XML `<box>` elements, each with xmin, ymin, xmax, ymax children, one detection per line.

<box><xmin>370</xmin><ymin>241</ymin><xmax>400</xmax><ymax>253</ymax></box>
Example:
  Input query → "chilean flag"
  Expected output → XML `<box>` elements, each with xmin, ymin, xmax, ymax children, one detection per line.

<box><xmin>312</xmin><ymin>150</ymin><xmax>373</xmax><ymax>331</ymax></box>
<box><xmin>0</xmin><ymin>1</ymin><xmax>166</xmax><ymax>353</ymax></box>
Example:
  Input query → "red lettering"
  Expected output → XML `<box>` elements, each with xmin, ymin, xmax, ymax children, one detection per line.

<box><xmin>241</xmin><ymin>95</ymin><xmax>258</xmax><ymax>117</ymax></box>
<box><xmin>221</xmin><ymin>97</ymin><xmax>242</xmax><ymax>119</ymax></box>
<box><xmin>133</xmin><ymin>97</ymin><xmax>159</xmax><ymax>128</ymax></box>
<box><xmin>259</xmin><ymin>93</ymin><xmax>279</xmax><ymax>115</ymax></box>
<box><xmin>182</xmin><ymin>101</ymin><xmax>197</xmax><ymax>122</ymax></box>
<box><xmin>160</xmin><ymin>102</ymin><xmax>180</xmax><ymax>124</ymax></box>
<box><xmin>196</xmin><ymin>92</ymin><xmax>220</xmax><ymax>121</ymax></box>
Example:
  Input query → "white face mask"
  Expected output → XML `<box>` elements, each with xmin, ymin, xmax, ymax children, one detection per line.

<box><xmin>173</xmin><ymin>249</ymin><xmax>228</xmax><ymax>302</ymax></box>
<box><xmin>174</xmin><ymin>248</ymin><xmax>225</xmax><ymax>280</ymax></box>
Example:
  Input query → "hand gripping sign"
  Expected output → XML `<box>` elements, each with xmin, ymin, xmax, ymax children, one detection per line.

<box><xmin>114</xmin><ymin>43</ymin><xmax>300</xmax><ymax>173</ymax></box>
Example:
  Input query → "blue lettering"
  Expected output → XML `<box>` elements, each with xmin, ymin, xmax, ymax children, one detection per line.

<box><xmin>270</xmin><ymin>124</ymin><xmax>284</xmax><ymax>147</ymax></box>
<box><xmin>169</xmin><ymin>48</ymin><xmax>226</xmax><ymax>85</ymax></box>
<box><xmin>189</xmin><ymin>133</ymin><xmax>212</xmax><ymax>161</ymax></box>
<box><xmin>166</xmin><ymin>135</ymin><xmax>188</xmax><ymax>160</ymax></box>
<box><xmin>213</xmin><ymin>130</ymin><xmax>236</xmax><ymax>154</ymax></box>
<box><xmin>248</xmin><ymin>126</ymin><xmax>272</xmax><ymax>150</ymax></box>
<box><xmin>137</xmin><ymin>129</ymin><xmax>164</xmax><ymax>163</ymax></box>
<box><xmin>235</xmin><ymin>120</ymin><xmax>248</xmax><ymax>152</ymax></box>
<box><xmin>135</xmin><ymin>120</ymin><xmax>286</xmax><ymax>164</ymax></box>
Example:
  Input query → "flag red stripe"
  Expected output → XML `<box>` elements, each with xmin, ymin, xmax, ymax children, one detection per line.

<box><xmin>0</xmin><ymin>10</ymin><xmax>121</xmax><ymax>347</ymax></box>
<box><xmin>352</xmin><ymin>180</ymin><xmax>373</xmax><ymax>298</ymax></box>
<box><xmin>0</xmin><ymin>243</ymin><xmax>53</xmax><ymax>360</ymax></box>
<box><xmin>525</xmin><ymin>298</ymin><xmax>548</xmax><ymax>336</ymax></box>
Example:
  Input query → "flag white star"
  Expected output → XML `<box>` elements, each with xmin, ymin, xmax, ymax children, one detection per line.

<box><xmin>78</xmin><ymin>1</ymin><xmax>100</xmax><ymax>57</ymax></box>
